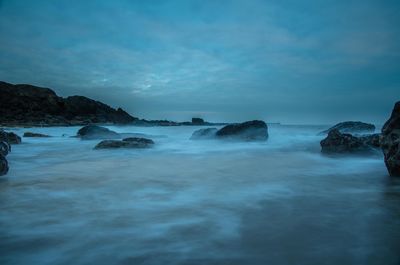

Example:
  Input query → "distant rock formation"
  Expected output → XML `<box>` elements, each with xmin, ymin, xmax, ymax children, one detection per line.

<box><xmin>76</xmin><ymin>125</ymin><xmax>120</xmax><ymax>140</ymax></box>
<box><xmin>190</xmin><ymin>128</ymin><xmax>218</xmax><ymax>140</ymax></box>
<box><xmin>319</xmin><ymin>121</ymin><xmax>375</xmax><ymax>135</ymax></box>
<box><xmin>381</xmin><ymin>101</ymin><xmax>400</xmax><ymax>177</ymax></box>
<box><xmin>216</xmin><ymin>120</ymin><xmax>268</xmax><ymax>141</ymax></box>
<box><xmin>94</xmin><ymin>137</ymin><xmax>154</xmax><ymax>149</ymax></box>
<box><xmin>0</xmin><ymin>81</ymin><xmax>137</xmax><ymax>126</ymax></box>
<box><xmin>23</xmin><ymin>132</ymin><xmax>51</xmax><ymax>137</ymax></box>
<box><xmin>191</xmin><ymin>118</ymin><xmax>204</xmax><ymax>125</ymax></box>
<box><xmin>320</xmin><ymin>129</ymin><xmax>379</xmax><ymax>154</ymax></box>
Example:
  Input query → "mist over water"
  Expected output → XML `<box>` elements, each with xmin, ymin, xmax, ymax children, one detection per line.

<box><xmin>1</xmin><ymin>125</ymin><xmax>400</xmax><ymax>265</ymax></box>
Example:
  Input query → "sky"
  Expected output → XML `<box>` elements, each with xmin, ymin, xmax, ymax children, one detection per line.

<box><xmin>0</xmin><ymin>0</ymin><xmax>399</xmax><ymax>124</ymax></box>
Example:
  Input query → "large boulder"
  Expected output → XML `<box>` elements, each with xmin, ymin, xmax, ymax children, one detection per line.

<box><xmin>94</xmin><ymin>137</ymin><xmax>154</xmax><ymax>149</ymax></box>
<box><xmin>77</xmin><ymin>125</ymin><xmax>120</xmax><ymax>140</ymax></box>
<box><xmin>381</xmin><ymin>101</ymin><xmax>400</xmax><ymax>177</ymax></box>
<box><xmin>319</xmin><ymin>121</ymin><xmax>375</xmax><ymax>135</ymax></box>
<box><xmin>0</xmin><ymin>154</ymin><xmax>8</xmax><ymax>176</ymax></box>
<box><xmin>216</xmin><ymin>120</ymin><xmax>268</xmax><ymax>141</ymax></box>
<box><xmin>320</xmin><ymin>129</ymin><xmax>373</xmax><ymax>154</ymax></box>
<box><xmin>190</xmin><ymin>128</ymin><xmax>218</xmax><ymax>140</ymax></box>
<box><xmin>23</xmin><ymin>132</ymin><xmax>51</xmax><ymax>137</ymax></box>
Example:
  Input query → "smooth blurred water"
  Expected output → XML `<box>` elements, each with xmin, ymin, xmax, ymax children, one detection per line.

<box><xmin>1</xmin><ymin>125</ymin><xmax>399</xmax><ymax>265</ymax></box>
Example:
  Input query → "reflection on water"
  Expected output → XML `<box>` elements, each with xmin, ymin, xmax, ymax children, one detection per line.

<box><xmin>0</xmin><ymin>125</ymin><xmax>399</xmax><ymax>265</ymax></box>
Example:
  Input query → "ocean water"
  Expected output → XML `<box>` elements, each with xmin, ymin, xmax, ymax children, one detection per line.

<box><xmin>1</xmin><ymin>125</ymin><xmax>399</xmax><ymax>265</ymax></box>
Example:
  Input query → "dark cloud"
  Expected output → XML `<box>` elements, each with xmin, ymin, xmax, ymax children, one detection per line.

<box><xmin>0</xmin><ymin>0</ymin><xmax>399</xmax><ymax>123</ymax></box>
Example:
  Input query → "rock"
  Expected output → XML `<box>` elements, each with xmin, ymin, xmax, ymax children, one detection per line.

<box><xmin>381</xmin><ymin>101</ymin><xmax>400</xmax><ymax>176</ymax></box>
<box><xmin>319</xmin><ymin>121</ymin><xmax>375</xmax><ymax>135</ymax></box>
<box><xmin>23</xmin><ymin>132</ymin><xmax>51</xmax><ymax>137</ymax></box>
<box><xmin>77</xmin><ymin>125</ymin><xmax>120</xmax><ymax>140</ymax></box>
<box><xmin>192</xmin><ymin>118</ymin><xmax>204</xmax><ymax>124</ymax></box>
<box><xmin>0</xmin><ymin>81</ymin><xmax>138</xmax><ymax>126</ymax></box>
<box><xmin>94</xmin><ymin>137</ymin><xmax>154</xmax><ymax>149</ymax></box>
<box><xmin>0</xmin><ymin>154</ymin><xmax>8</xmax><ymax>176</ymax></box>
<box><xmin>320</xmin><ymin>129</ymin><xmax>373</xmax><ymax>154</ymax></box>
<box><xmin>359</xmin><ymin>133</ymin><xmax>381</xmax><ymax>148</ymax></box>
<box><xmin>190</xmin><ymin>128</ymin><xmax>218</xmax><ymax>140</ymax></box>
<box><xmin>216</xmin><ymin>120</ymin><xmax>268</xmax><ymax>141</ymax></box>
<box><xmin>0</xmin><ymin>141</ymin><xmax>10</xmax><ymax>156</ymax></box>
<box><xmin>0</xmin><ymin>130</ymin><xmax>21</xmax><ymax>144</ymax></box>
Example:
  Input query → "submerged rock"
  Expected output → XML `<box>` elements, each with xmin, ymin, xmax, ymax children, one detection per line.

<box><xmin>320</xmin><ymin>129</ymin><xmax>373</xmax><ymax>154</ymax></box>
<box><xmin>319</xmin><ymin>121</ymin><xmax>375</xmax><ymax>135</ymax></box>
<box><xmin>0</xmin><ymin>154</ymin><xmax>8</xmax><ymax>176</ymax></box>
<box><xmin>77</xmin><ymin>125</ymin><xmax>120</xmax><ymax>140</ymax></box>
<box><xmin>23</xmin><ymin>132</ymin><xmax>51</xmax><ymax>137</ymax></box>
<box><xmin>190</xmin><ymin>128</ymin><xmax>218</xmax><ymax>140</ymax></box>
<box><xmin>381</xmin><ymin>101</ymin><xmax>400</xmax><ymax>177</ymax></box>
<box><xmin>94</xmin><ymin>137</ymin><xmax>154</xmax><ymax>149</ymax></box>
<box><xmin>216</xmin><ymin>120</ymin><xmax>268</xmax><ymax>141</ymax></box>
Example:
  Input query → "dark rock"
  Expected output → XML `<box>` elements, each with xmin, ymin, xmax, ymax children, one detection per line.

<box><xmin>23</xmin><ymin>132</ymin><xmax>51</xmax><ymax>137</ymax></box>
<box><xmin>216</xmin><ymin>120</ymin><xmax>268</xmax><ymax>141</ymax></box>
<box><xmin>94</xmin><ymin>137</ymin><xmax>154</xmax><ymax>149</ymax></box>
<box><xmin>0</xmin><ymin>154</ymin><xmax>8</xmax><ymax>176</ymax></box>
<box><xmin>319</xmin><ymin>121</ymin><xmax>375</xmax><ymax>135</ymax></box>
<box><xmin>0</xmin><ymin>141</ymin><xmax>10</xmax><ymax>156</ymax></box>
<box><xmin>77</xmin><ymin>125</ymin><xmax>120</xmax><ymax>140</ymax></box>
<box><xmin>359</xmin><ymin>133</ymin><xmax>381</xmax><ymax>148</ymax></box>
<box><xmin>190</xmin><ymin>128</ymin><xmax>218</xmax><ymax>140</ymax></box>
<box><xmin>0</xmin><ymin>130</ymin><xmax>21</xmax><ymax>144</ymax></box>
<box><xmin>192</xmin><ymin>118</ymin><xmax>204</xmax><ymax>124</ymax></box>
<box><xmin>381</xmin><ymin>101</ymin><xmax>400</xmax><ymax>176</ymax></box>
<box><xmin>0</xmin><ymin>81</ymin><xmax>137</xmax><ymax>126</ymax></box>
<box><xmin>320</xmin><ymin>129</ymin><xmax>372</xmax><ymax>153</ymax></box>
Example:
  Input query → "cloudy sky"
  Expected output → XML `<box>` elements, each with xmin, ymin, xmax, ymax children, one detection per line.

<box><xmin>0</xmin><ymin>0</ymin><xmax>399</xmax><ymax>124</ymax></box>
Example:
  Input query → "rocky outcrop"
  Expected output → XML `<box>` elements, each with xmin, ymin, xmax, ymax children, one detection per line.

<box><xmin>0</xmin><ymin>81</ymin><xmax>137</xmax><ymax>126</ymax></box>
<box><xmin>76</xmin><ymin>125</ymin><xmax>120</xmax><ymax>140</ymax></box>
<box><xmin>319</xmin><ymin>121</ymin><xmax>375</xmax><ymax>135</ymax></box>
<box><xmin>320</xmin><ymin>129</ymin><xmax>377</xmax><ymax>154</ymax></box>
<box><xmin>381</xmin><ymin>101</ymin><xmax>400</xmax><ymax>177</ymax></box>
<box><xmin>94</xmin><ymin>137</ymin><xmax>154</xmax><ymax>149</ymax></box>
<box><xmin>23</xmin><ymin>132</ymin><xmax>51</xmax><ymax>137</ymax></box>
<box><xmin>190</xmin><ymin>128</ymin><xmax>218</xmax><ymax>140</ymax></box>
<box><xmin>216</xmin><ymin>120</ymin><xmax>268</xmax><ymax>141</ymax></box>
<box><xmin>0</xmin><ymin>141</ymin><xmax>10</xmax><ymax>156</ymax></box>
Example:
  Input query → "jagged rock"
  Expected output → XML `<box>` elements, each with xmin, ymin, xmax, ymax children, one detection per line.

<box><xmin>23</xmin><ymin>132</ymin><xmax>51</xmax><ymax>137</ymax></box>
<box><xmin>319</xmin><ymin>121</ymin><xmax>375</xmax><ymax>135</ymax></box>
<box><xmin>381</xmin><ymin>101</ymin><xmax>400</xmax><ymax>177</ymax></box>
<box><xmin>77</xmin><ymin>125</ymin><xmax>120</xmax><ymax>140</ymax></box>
<box><xmin>0</xmin><ymin>81</ymin><xmax>137</xmax><ymax>126</ymax></box>
<box><xmin>216</xmin><ymin>120</ymin><xmax>268</xmax><ymax>141</ymax></box>
<box><xmin>0</xmin><ymin>154</ymin><xmax>8</xmax><ymax>176</ymax></box>
<box><xmin>320</xmin><ymin>129</ymin><xmax>373</xmax><ymax>153</ymax></box>
<box><xmin>94</xmin><ymin>137</ymin><xmax>154</xmax><ymax>149</ymax></box>
<box><xmin>190</xmin><ymin>128</ymin><xmax>218</xmax><ymax>140</ymax></box>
